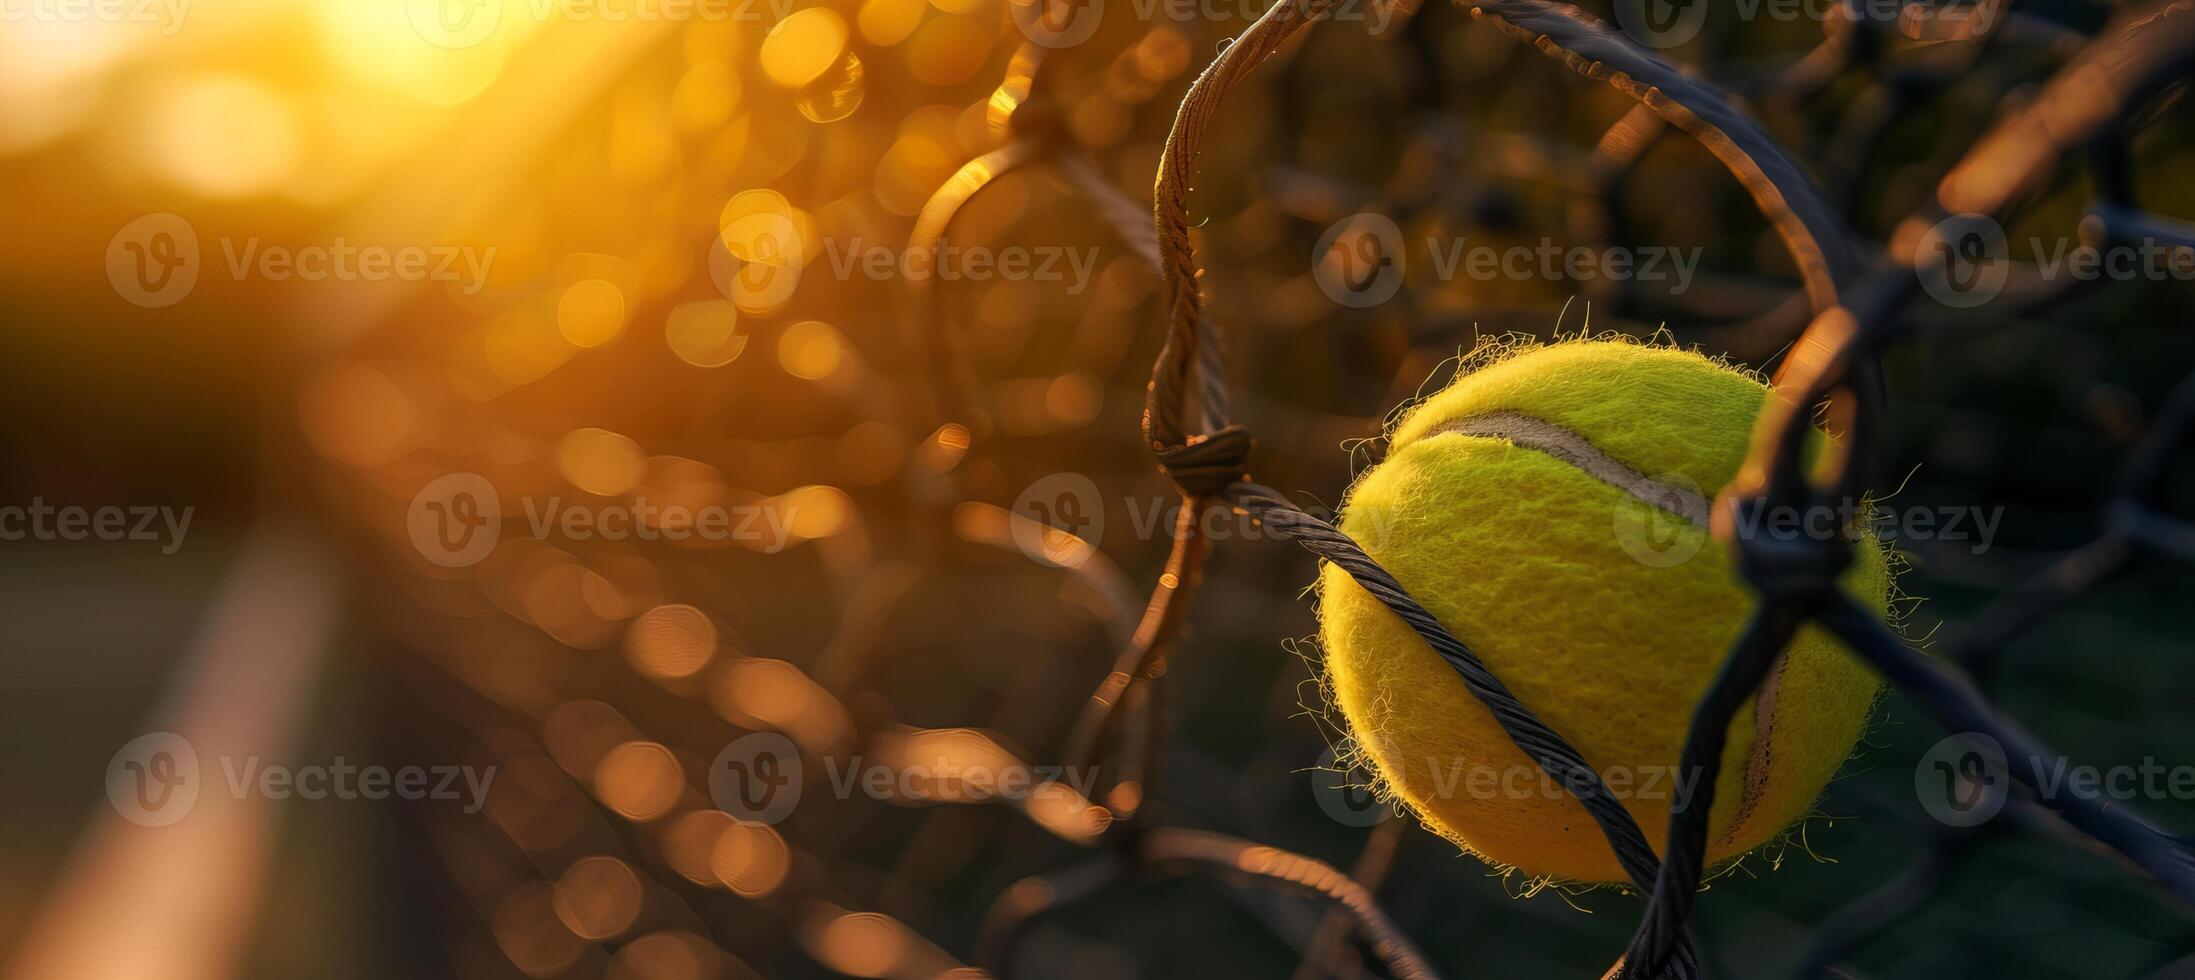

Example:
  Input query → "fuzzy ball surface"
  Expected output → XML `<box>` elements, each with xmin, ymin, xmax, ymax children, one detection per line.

<box><xmin>1317</xmin><ymin>340</ymin><xmax>1887</xmax><ymax>884</ymax></box>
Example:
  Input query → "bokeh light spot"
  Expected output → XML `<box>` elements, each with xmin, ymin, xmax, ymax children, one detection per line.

<box><xmin>558</xmin><ymin>278</ymin><xmax>628</xmax><ymax>348</ymax></box>
<box><xmin>761</xmin><ymin>10</ymin><xmax>850</xmax><ymax>88</ymax></box>
<box><xmin>557</xmin><ymin>428</ymin><xmax>646</xmax><ymax>496</ymax></box>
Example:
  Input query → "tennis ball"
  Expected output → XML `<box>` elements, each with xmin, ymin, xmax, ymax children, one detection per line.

<box><xmin>1317</xmin><ymin>339</ymin><xmax>1887</xmax><ymax>884</ymax></box>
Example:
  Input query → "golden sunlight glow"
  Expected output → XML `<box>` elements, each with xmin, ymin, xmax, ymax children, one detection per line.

<box><xmin>146</xmin><ymin>74</ymin><xmax>302</xmax><ymax>198</ymax></box>
<box><xmin>314</xmin><ymin>1</ymin><xmax>512</xmax><ymax>106</ymax></box>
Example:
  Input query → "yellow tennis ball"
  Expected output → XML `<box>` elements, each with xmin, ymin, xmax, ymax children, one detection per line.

<box><xmin>1317</xmin><ymin>339</ymin><xmax>1888</xmax><ymax>884</ymax></box>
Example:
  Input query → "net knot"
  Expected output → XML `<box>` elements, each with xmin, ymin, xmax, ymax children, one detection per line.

<box><xmin>1156</xmin><ymin>425</ymin><xmax>1256</xmax><ymax>498</ymax></box>
<box><xmin>1723</xmin><ymin>495</ymin><xmax>1854</xmax><ymax>602</ymax></box>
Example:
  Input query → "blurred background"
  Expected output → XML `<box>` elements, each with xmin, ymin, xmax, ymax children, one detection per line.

<box><xmin>1</xmin><ymin>0</ymin><xmax>2194</xmax><ymax>977</ymax></box>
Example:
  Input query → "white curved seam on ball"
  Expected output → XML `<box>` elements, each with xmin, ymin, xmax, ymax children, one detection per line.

<box><xmin>1417</xmin><ymin>410</ymin><xmax>1713</xmax><ymax>527</ymax></box>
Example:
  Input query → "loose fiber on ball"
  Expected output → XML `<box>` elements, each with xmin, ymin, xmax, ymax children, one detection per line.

<box><xmin>1317</xmin><ymin>337</ymin><xmax>1890</xmax><ymax>885</ymax></box>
